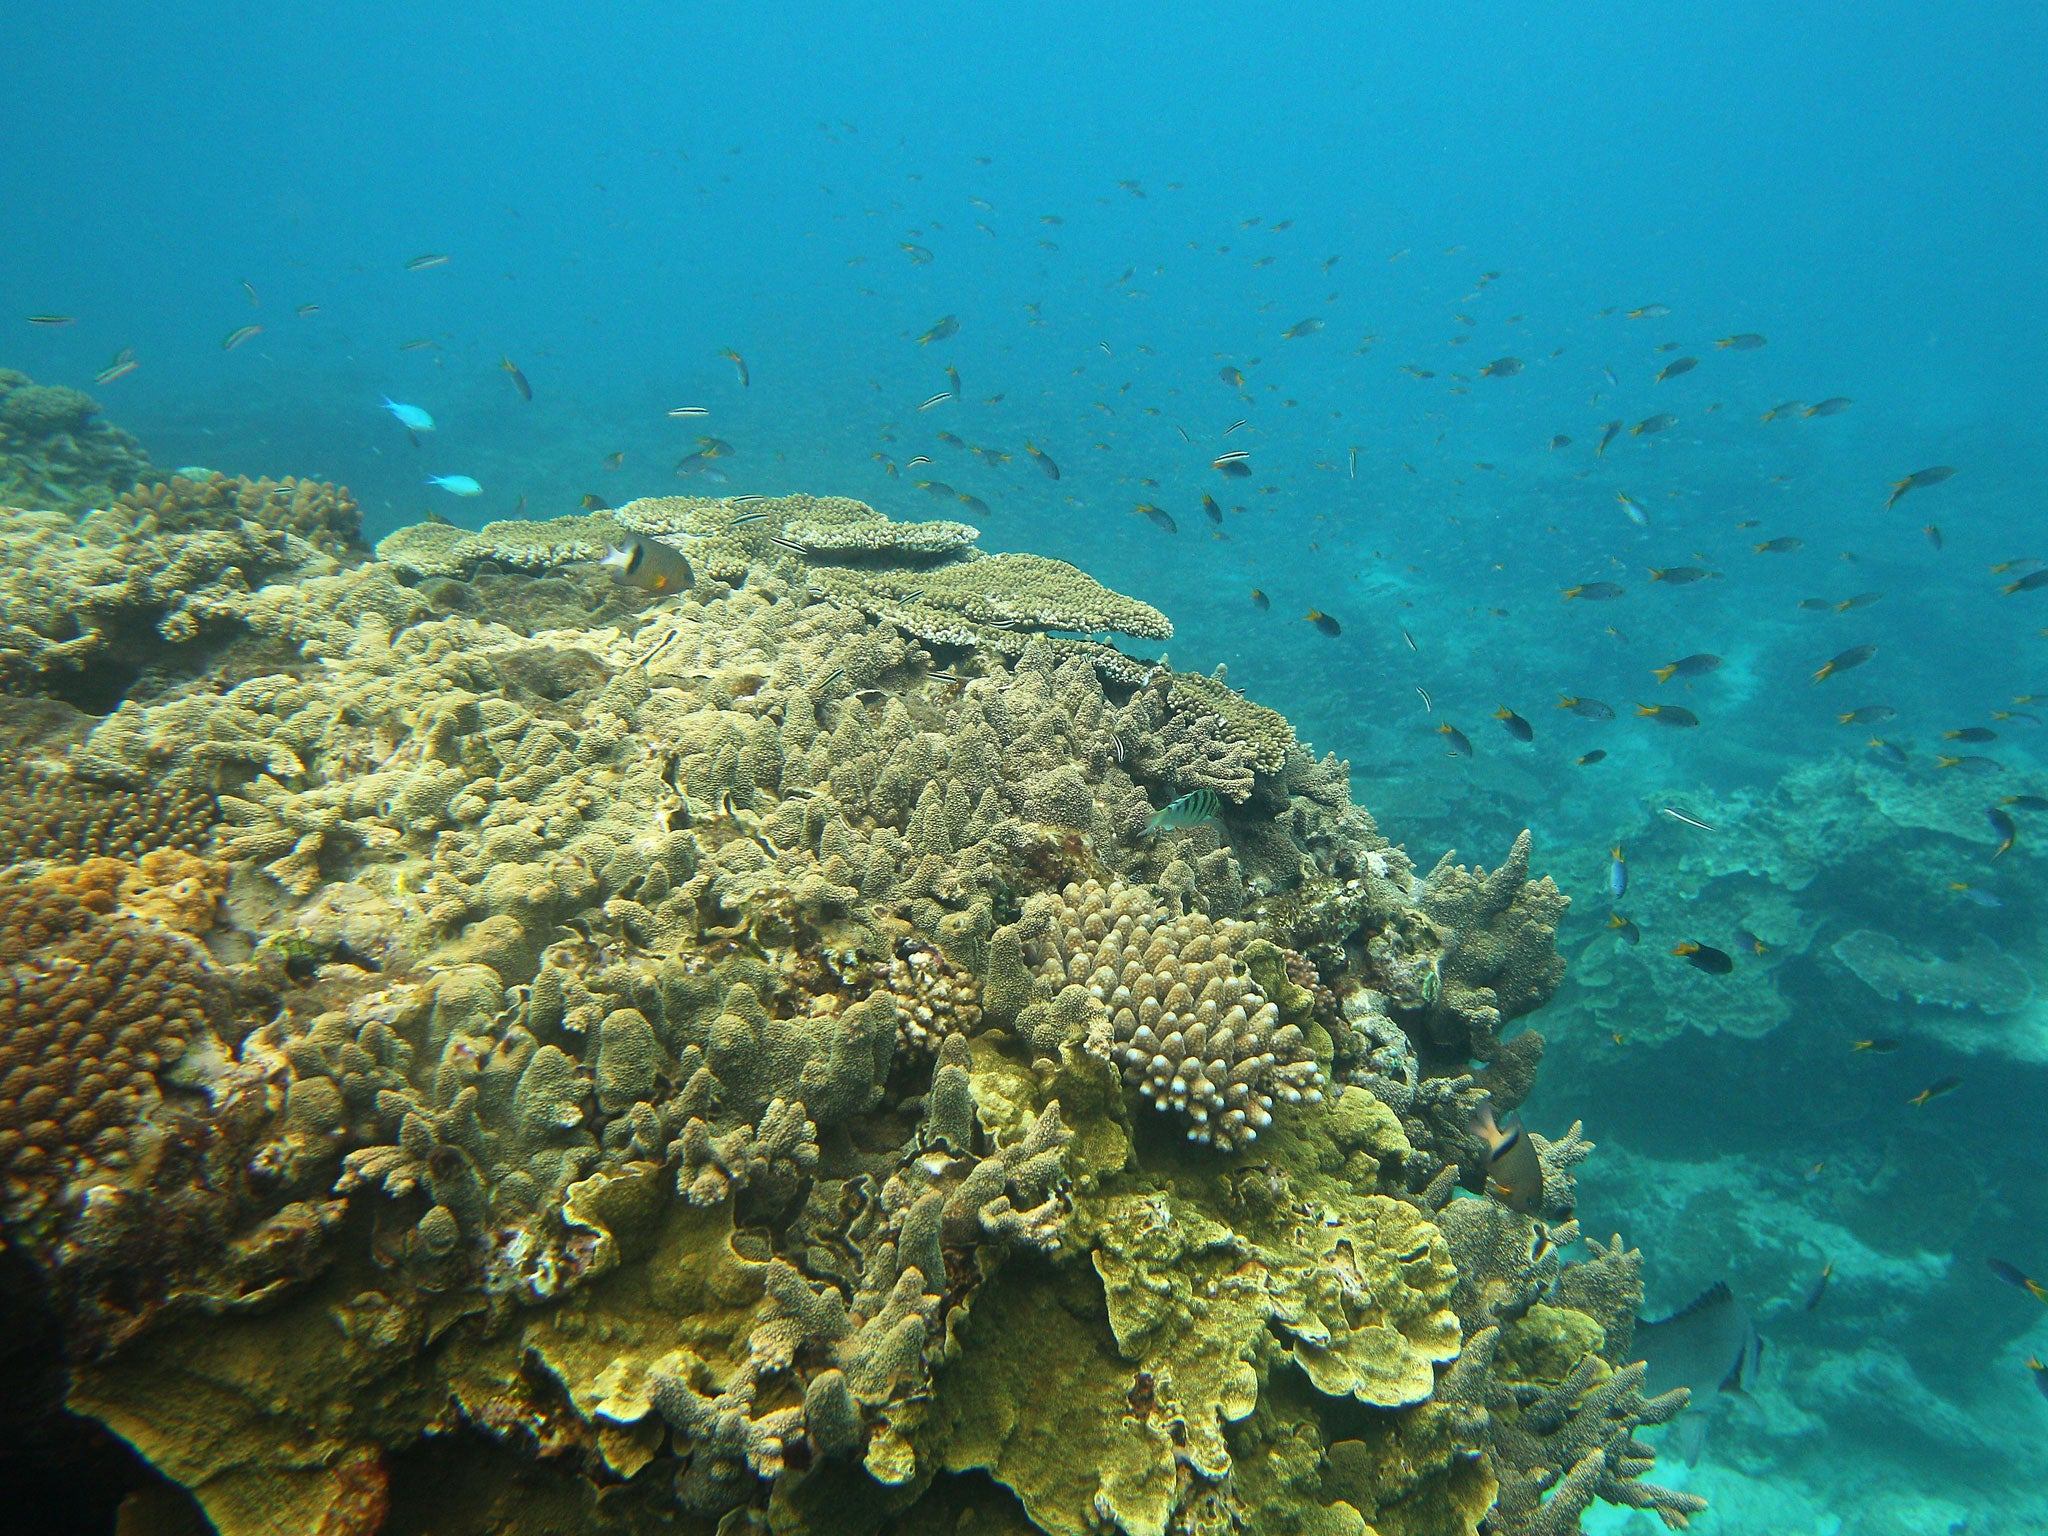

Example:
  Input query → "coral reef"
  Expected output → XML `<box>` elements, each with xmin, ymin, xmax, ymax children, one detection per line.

<box><xmin>1554</xmin><ymin>750</ymin><xmax>2043</xmax><ymax>1053</ymax></box>
<box><xmin>0</xmin><ymin>500</ymin><xmax>326</xmax><ymax>709</ymax></box>
<box><xmin>0</xmin><ymin>369</ymin><xmax>154</xmax><ymax>514</ymax></box>
<box><xmin>0</xmin><ymin>491</ymin><xmax>1694</xmax><ymax>1536</ymax></box>
<box><xmin>0</xmin><ymin>764</ymin><xmax>218</xmax><ymax>864</ymax></box>
<box><xmin>116</xmin><ymin>471</ymin><xmax>363</xmax><ymax>558</ymax></box>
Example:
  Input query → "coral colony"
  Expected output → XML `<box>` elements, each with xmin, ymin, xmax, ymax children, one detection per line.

<box><xmin>1</xmin><ymin>407</ymin><xmax>1699</xmax><ymax>1534</ymax></box>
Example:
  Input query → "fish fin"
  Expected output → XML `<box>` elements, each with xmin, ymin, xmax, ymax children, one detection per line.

<box><xmin>1649</xmin><ymin>1281</ymin><xmax>1737</xmax><ymax>1327</ymax></box>
<box><xmin>1676</xmin><ymin>1415</ymin><xmax>1710</xmax><ymax>1469</ymax></box>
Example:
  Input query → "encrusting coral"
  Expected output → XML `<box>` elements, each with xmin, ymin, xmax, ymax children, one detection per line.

<box><xmin>0</xmin><ymin>488</ymin><xmax>1702</xmax><ymax>1536</ymax></box>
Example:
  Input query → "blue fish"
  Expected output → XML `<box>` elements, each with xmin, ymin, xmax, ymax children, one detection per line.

<box><xmin>1608</xmin><ymin>847</ymin><xmax>1628</xmax><ymax>900</ymax></box>
<box><xmin>426</xmin><ymin>474</ymin><xmax>482</xmax><ymax>496</ymax></box>
<box><xmin>382</xmin><ymin>397</ymin><xmax>435</xmax><ymax>432</ymax></box>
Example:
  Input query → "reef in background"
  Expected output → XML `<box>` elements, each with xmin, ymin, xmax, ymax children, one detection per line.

<box><xmin>0</xmin><ymin>370</ymin><xmax>155</xmax><ymax>516</ymax></box>
<box><xmin>1554</xmin><ymin>754</ymin><xmax>2042</xmax><ymax>1060</ymax></box>
<box><xmin>0</xmin><ymin>484</ymin><xmax>1702</xmax><ymax>1536</ymax></box>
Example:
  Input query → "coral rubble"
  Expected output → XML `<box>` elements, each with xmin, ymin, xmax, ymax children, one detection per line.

<box><xmin>0</xmin><ymin>489</ymin><xmax>1696</xmax><ymax>1536</ymax></box>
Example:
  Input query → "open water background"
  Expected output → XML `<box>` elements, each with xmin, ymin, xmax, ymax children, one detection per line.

<box><xmin>5</xmin><ymin>3</ymin><xmax>2047</xmax><ymax>1529</ymax></box>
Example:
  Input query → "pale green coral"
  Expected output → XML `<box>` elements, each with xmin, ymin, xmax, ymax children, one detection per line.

<box><xmin>374</xmin><ymin>510</ymin><xmax>618</xmax><ymax>575</ymax></box>
<box><xmin>805</xmin><ymin>551</ymin><xmax>1172</xmax><ymax>649</ymax></box>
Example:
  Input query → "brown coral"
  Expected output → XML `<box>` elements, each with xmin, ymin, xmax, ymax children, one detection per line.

<box><xmin>0</xmin><ymin>865</ymin><xmax>221</xmax><ymax>1218</ymax></box>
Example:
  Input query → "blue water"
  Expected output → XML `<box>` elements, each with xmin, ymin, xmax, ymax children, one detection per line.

<box><xmin>8</xmin><ymin>2</ymin><xmax>2048</xmax><ymax>1529</ymax></box>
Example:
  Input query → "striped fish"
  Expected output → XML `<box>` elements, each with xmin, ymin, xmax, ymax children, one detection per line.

<box><xmin>1144</xmin><ymin>789</ymin><xmax>1221</xmax><ymax>836</ymax></box>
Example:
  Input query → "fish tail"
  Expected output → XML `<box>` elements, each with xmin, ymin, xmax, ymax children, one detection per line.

<box><xmin>1653</xmin><ymin>665</ymin><xmax>1675</xmax><ymax>684</ymax></box>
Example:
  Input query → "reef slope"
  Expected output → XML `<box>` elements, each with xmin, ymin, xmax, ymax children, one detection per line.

<box><xmin>0</xmin><ymin>487</ymin><xmax>1700</xmax><ymax>1536</ymax></box>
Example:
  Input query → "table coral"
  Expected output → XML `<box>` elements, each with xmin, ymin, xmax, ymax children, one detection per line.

<box><xmin>0</xmin><ymin>479</ymin><xmax>1697</xmax><ymax>1536</ymax></box>
<box><xmin>375</xmin><ymin>510</ymin><xmax>619</xmax><ymax>575</ymax></box>
<box><xmin>1832</xmin><ymin>928</ymin><xmax>2034</xmax><ymax>1015</ymax></box>
<box><xmin>376</xmin><ymin>496</ymin><xmax>1174</xmax><ymax>663</ymax></box>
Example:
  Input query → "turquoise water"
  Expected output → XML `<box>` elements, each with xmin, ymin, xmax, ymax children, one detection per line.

<box><xmin>6</xmin><ymin>2</ymin><xmax>2047</xmax><ymax>1530</ymax></box>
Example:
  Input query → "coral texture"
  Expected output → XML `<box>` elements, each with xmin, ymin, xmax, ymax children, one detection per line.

<box><xmin>116</xmin><ymin>470</ymin><xmax>363</xmax><ymax>557</ymax></box>
<box><xmin>0</xmin><ymin>862</ymin><xmax>221</xmax><ymax>1222</ymax></box>
<box><xmin>0</xmin><ymin>765</ymin><xmax>217</xmax><ymax>865</ymax></box>
<box><xmin>0</xmin><ymin>478</ymin><xmax>1687</xmax><ymax>1536</ymax></box>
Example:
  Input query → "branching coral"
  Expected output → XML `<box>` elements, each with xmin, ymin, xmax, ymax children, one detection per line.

<box><xmin>994</xmin><ymin>877</ymin><xmax>1324</xmax><ymax>1148</ymax></box>
<box><xmin>1442</xmin><ymin>1324</ymin><xmax>1703</xmax><ymax>1536</ymax></box>
<box><xmin>115</xmin><ymin>471</ymin><xmax>362</xmax><ymax>557</ymax></box>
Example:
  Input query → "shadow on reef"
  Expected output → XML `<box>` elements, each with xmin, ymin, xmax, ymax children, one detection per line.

<box><xmin>0</xmin><ymin>1242</ymin><xmax>203</xmax><ymax>1536</ymax></box>
<box><xmin>0</xmin><ymin>485</ymin><xmax>1710</xmax><ymax>1536</ymax></box>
